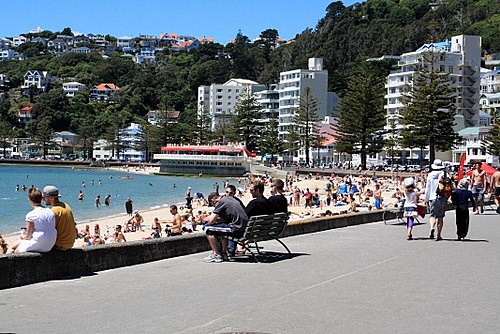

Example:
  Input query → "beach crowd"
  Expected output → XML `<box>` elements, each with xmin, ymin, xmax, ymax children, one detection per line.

<box><xmin>2</xmin><ymin>162</ymin><xmax>500</xmax><ymax>257</ymax></box>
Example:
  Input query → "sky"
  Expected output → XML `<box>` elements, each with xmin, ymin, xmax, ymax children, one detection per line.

<box><xmin>1</xmin><ymin>0</ymin><xmax>359</xmax><ymax>44</ymax></box>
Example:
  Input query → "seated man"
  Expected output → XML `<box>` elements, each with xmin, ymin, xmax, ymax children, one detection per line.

<box><xmin>201</xmin><ymin>192</ymin><xmax>248</xmax><ymax>263</ymax></box>
<box><xmin>165</xmin><ymin>205</ymin><xmax>183</xmax><ymax>236</ymax></box>
<box><xmin>268</xmin><ymin>179</ymin><xmax>288</xmax><ymax>214</ymax></box>
<box><xmin>115</xmin><ymin>225</ymin><xmax>126</xmax><ymax>243</ymax></box>
<box><xmin>128</xmin><ymin>210</ymin><xmax>144</xmax><ymax>232</ymax></box>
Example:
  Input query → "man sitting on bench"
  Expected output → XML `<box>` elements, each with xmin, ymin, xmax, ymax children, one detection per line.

<box><xmin>202</xmin><ymin>192</ymin><xmax>248</xmax><ymax>263</ymax></box>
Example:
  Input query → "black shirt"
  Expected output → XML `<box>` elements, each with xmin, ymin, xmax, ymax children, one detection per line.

<box><xmin>268</xmin><ymin>194</ymin><xmax>288</xmax><ymax>214</ymax></box>
<box><xmin>245</xmin><ymin>196</ymin><xmax>271</xmax><ymax>217</ymax></box>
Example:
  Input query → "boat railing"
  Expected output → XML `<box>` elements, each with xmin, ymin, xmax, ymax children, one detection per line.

<box><xmin>153</xmin><ymin>154</ymin><xmax>247</xmax><ymax>162</ymax></box>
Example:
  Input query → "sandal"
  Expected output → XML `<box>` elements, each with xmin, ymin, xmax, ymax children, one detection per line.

<box><xmin>406</xmin><ymin>234</ymin><xmax>413</xmax><ymax>240</ymax></box>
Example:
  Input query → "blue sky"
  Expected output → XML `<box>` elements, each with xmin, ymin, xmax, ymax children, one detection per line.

<box><xmin>1</xmin><ymin>0</ymin><xmax>359</xmax><ymax>44</ymax></box>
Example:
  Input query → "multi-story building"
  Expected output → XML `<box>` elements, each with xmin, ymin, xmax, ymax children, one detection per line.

<box><xmin>452</xmin><ymin>126</ymin><xmax>498</xmax><ymax>166</ymax></box>
<box><xmin>255</xmin><ymin>85</ymin><xmax>279</xmax><ymax>127</ymax></box>
<box><xmin>93</xmin><ymin>123</ymin><xmax>146</xmax><ymax>162</ymax></box>
<box><xmin>278</xmin><ymin>58</ymin><xmax>335</xmax><ymax>164</ymax></box>
<box><xmin>134</xmin><ymin>47</ymin><xmax>156</xmax><ymax>63</ymax></box>
<box><xmin>0</xmin><ymin>49</ymin><xmax>15</xmax><ymax>61</ymax></box>
<box><xmin>480</xmin><ymin>67</ymin><xmax>500</xmax><ymax>94</ymax></box>
<box><xmin>89</xmin><ymin>83</ymin><xmax>121</xmax><ymax>102</ymax></box>
<box><xmin>480</xmin><ymin>92</ymin><xmax>500</xmax><ymax>124</ymax></box>
<box><xmin>384</xmin><ymin>35</ymin><xmax>482</xmax><ymax>163</ymax></box>
<box><xmin>62</xmin><ymin>82</ymin><xmax>87</xmax><ymax>97</ymax></box>
<box><xmin>198</xmin><ymin>79</ymin><xmax>266</xmax><ymax>130</ymax></box>
<box><xmin>21</xmin><ymin>70</ymin><xmax>53</xmax><ymax>94</ymax></box>
<box><xmin>117</xmin><ymin>36</ymin><xmax>135</xmax><ymax>52</ymax></box>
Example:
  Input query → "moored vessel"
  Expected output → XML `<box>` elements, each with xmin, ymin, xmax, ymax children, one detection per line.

<box><xmin>153</xmin><ymin>143</ymin><xmax>256</xmax><ymax>176</ymax></box>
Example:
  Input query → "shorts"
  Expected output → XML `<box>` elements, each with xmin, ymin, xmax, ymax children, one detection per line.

<box><xmin>430</xmin><ymin>196</ymin><xmax>448</xmax><ymax>219</ymax></box>
<box><xmin>472</xmin><ymin>185</ymin><xmax>485</xmax><ymax>202</ymax></box>
<box><xmin>495</xmin><ymin>186</ymin><xmax>500</xmax><ymax>197</ymax></box>
<box><xmin>205</xmin><ymin>224</ymin><xmax>243</xmax><ymax>239</ymax></box>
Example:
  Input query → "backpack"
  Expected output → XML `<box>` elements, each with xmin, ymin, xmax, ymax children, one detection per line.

<box><xmin>436</xmin><ymin>171</ymin><xmax>455</xmax><ymax>197</ymax></box>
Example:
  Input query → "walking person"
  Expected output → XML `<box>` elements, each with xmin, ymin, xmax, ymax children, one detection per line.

<box><xmin>403</xmin><ymin>178</ymin><xmax>420</xmax><ymax>240</ymax></box>
<box><xmin>470</xmin><ymin>162</ymin><xmax>488</xmax><ymax>214</ymax></box>
<box><xmin>451</xmin><ymin>179</ymin><xmax>476</xmax><ymax>241</ymax></box>
<box><xmin>492</xmin><ymin>170</ymin><xmax>500</xmax><ymax>214</ymax></box>
<box><xmin>125</xmin><ymin>198</ymin><xmax>133</xmax><ymax>216</ymax></box>
<box><xmin>424</xmin><ymin>159</ymin><xmax>448</xmax><ymax>241</ymax></box>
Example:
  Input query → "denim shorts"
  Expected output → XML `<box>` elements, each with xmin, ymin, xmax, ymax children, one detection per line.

<box><xmin>472</xmin><ymin>184</ymin><xmax>485</xmax><ymax>202</ymax></box>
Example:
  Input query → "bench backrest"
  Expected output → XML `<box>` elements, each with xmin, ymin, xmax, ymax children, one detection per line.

<box><xmin>242</xmin><ymin>212</ymin><xmax>290</xmax><ymax>241</ymax></box>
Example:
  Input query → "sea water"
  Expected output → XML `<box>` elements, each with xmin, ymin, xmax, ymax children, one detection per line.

<box><xmin>0</xmin><ymin>165</ymin><xmax>233</xmax><ymax>236</ymax></box>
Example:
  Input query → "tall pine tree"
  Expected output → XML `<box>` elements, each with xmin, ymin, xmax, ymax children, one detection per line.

<box><xmin>400</xmin><ymin>51</ymin><xmax>461</xmax><ymax>164</ymax></box>
<box><xmin>293</xmin><ymin>86</ymin><xmax>322</xmax><ymax>166</ymax></box>
<box><xmin>232</xmin><ymin>88</ymin><xmax>261</xmax><ymax>152</ymax></box>
<box><xmin>332</xmin><ymin>61</ymin><xmax>386</xmax><ymax>170</ymax></box>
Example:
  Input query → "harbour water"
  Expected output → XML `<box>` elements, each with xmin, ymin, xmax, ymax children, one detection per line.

<box><xmin>0</xmin><ymin>165</ymin><xmax>232</xmax><ymax>236</ymax></box>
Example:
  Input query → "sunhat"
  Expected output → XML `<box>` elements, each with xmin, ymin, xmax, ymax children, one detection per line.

<box><xmin>403</xmin><ymin>177</ymin><xmax>415</xmax><ymax>187</ymax></box>
<box><xmin>431</xmin><ymin>159</ymin><xmax>445</xmax><ymax>170</ymax></box>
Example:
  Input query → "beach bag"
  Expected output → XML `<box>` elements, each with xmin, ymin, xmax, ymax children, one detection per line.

<box><xmin>417</xmin><ymin>204</ymin><xmax>426</xmax><ymax>218</ymax></box>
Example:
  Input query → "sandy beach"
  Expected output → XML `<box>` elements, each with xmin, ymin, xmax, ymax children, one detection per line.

<box><xmin>2</xmin><ymin>167</ymin><xmax>409</xmax><ymax>250</ymax></box>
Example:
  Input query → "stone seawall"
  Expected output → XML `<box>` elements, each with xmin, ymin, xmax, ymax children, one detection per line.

<box><xmin>0</xmin><ymin>210</ymin><xmax>392</xmax><ymax>290</ymax></box>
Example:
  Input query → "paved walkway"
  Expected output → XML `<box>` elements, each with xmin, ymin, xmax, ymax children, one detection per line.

<box><xmin>1</xmin><ymin>208</ymin><xmax>499</xmax><ymax>334</ymax></box>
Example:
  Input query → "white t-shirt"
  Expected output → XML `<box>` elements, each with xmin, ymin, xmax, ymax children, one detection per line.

<box><xmin>404</xmin><ymin>190</ymin><xmax>419</xmax><ymax>208</ymax></box>
<box><xmin>17</xmin><ymin>207</ymin><xmax>57</xmax><ymax>253</ymax></box>
<box><xmin>424</xmin><ymin>170</ymin><xmax>444</xmax><ymax>202</ymax></box>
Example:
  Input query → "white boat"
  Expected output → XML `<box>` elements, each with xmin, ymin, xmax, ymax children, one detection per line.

<box><xmin>153</xmin><ymin>143</ymin><xmax>256</xmax><ymax>176</ymax></box>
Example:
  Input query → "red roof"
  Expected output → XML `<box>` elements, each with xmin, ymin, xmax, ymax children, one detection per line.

<box><xmin>21</xmin><ymin>106</ymin><xmax>32</xmax><ymax>111</ymax></box>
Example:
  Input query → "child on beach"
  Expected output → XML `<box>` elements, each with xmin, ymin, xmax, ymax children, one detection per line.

<box><xmin>403</xmin><ymin>177</ymin><xmax>420</xmax><ymax>240</ymax></box>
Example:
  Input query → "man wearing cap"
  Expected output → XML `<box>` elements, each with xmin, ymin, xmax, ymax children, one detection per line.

<box><xmin>43</xmin><ymin>185</ymin><xmax>77</xmax><ymax>250</ymax></box>
<box><xmin>424</xmin><ymin>159</ymin><xmax>447</xmax><ymax>241</ymax></box>
<box><xmin>202</xmin><ymin>192</ymin><xmax>248</xmax><ymax>263</ymax></box>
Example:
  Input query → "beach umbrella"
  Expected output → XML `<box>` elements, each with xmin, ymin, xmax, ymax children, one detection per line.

<box><xmin>465</xmin><ymin>162</ymin><xmax>498</xmax><ymax>177</ymax></box>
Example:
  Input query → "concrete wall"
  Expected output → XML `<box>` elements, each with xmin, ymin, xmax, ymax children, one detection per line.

<box><xmin>0</xmin><ymin>210</ymin><xmax>393</xmax><ymax>290</ymax></box>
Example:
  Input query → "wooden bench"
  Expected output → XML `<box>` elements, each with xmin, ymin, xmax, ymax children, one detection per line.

<box><xmin>231</xmin><ymin>212</ymin><xmax>291</xmax><ymax>262</ymax></box>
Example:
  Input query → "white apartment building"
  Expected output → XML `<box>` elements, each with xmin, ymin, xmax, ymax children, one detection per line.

<box><xmin>480</xmin><ymin>92</ymin><xmax>500</xmax><ymax>122</ymax></box>
<box><xmin>452</xmin><ymin>126</ymin><xmax>498</xmax><ymax>166</ymax></box>
<box><xmin>278</xmin><ymin>58</ymin><xmax>332</xmax><ymax>164</ymax></box>
<box><xmin>117</xmin><ymin>36</ymin><xmax>135</xmax><ymax>49</ymax></box>
<box><xmin>384</xmin><ymin>35</ymin><xmax>482</xmax><ymax>163</ymax></box>
<box><xmin>198</xmin><ymin>79</ymin><xmax>266</xmax><ymax>130</ymax></box>
<box><xmin>62</xmin><ymin>82</ymin><xmax>87</xmax><ymax>97</ymax></box>
<box><xmin>255</xmin><ymin>85</ymin><xmax>279</xmax><ymax>127</ymax></box>
<box><xmin>480</xmin><ymin>67</ymin><xmax>500</xmax><ymax>93</ymax></box>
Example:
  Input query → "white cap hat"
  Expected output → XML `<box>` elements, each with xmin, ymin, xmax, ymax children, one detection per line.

<box><xmin>403</xmin><ymin>177</ymin><xmax>415</xmax><ymax>187</ymax></box>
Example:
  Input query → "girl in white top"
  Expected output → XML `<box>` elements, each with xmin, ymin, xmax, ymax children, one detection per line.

<box><xmin>7</xmin><ymin>187</ymin><xmax>57</xmax><ymax>253</ymax></box>
<box><xmin>403</xmin><ymin>177</ymin><xmax>420</xmax><ymax>240</ymax></box>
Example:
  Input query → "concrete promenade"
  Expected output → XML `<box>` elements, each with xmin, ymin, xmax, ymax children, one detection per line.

<box><xmin>1</xmin><ymin>208</ymin><xmax>499</xmax><ymax>334</ymax></box>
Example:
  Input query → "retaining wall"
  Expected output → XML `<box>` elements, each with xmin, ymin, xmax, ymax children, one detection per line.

<box><xmin>0</xmin><ymin>210</ymin><xmax>393</xmax><ymax>290</ymax></box>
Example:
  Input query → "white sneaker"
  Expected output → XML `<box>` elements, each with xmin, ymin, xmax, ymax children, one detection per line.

<box><xmin>203</xmin><ymin>254</ymin><xmax>222</xmax><ymax>263</ymax></box>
